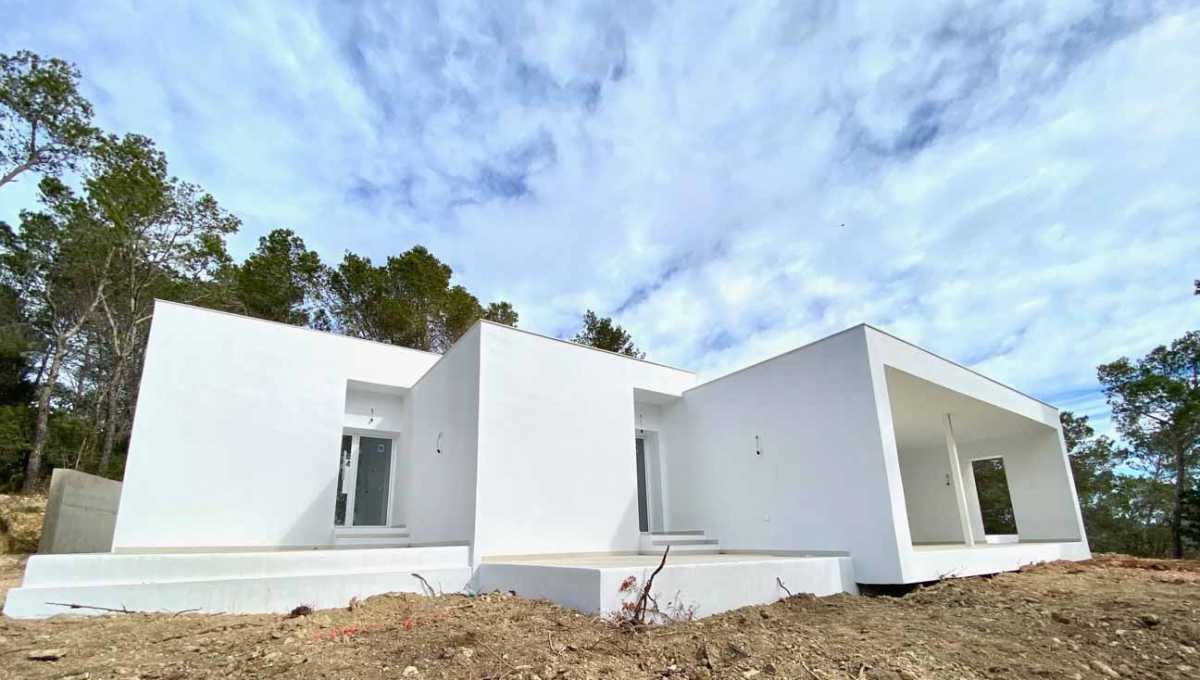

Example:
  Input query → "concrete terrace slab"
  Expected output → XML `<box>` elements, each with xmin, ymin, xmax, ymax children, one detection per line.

<box><xmin>906</xmin><ymin>540</ymin><xmax>1089</xmax><ymax>582</ymax></box>
<box><xmin>3</xmin><ymin>546</ymin><xmax>472</xmax><ymax>618</ymax></box>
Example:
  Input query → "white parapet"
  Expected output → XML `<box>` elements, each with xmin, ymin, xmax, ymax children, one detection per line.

<box><xmin>476</xmin><ymin>553</ymin><xmax>857</xmax><ymax>619</ymax></box>
<box><xmin>3</xmin><ymin>545</ymin><xmax>471</xmax><ymax>619</ymax></box>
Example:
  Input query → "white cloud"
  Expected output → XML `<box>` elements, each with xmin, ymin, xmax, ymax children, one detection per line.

<box><xmin>2</xmin><ymin>0</ymin><xmax>1196</xmax><ymax>435</ymax></box>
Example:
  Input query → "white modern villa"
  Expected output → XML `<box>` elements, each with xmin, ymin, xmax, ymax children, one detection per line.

<box><xmin>4</xmin><ymin>301</ymin><xmax>1090</xmax><ymax>619</ymax></box>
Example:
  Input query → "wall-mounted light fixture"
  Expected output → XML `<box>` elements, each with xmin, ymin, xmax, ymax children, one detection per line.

<box><xmin>638</xmin><ymin>412</ymin><xmax>645</xmax><ymax>437</ymax></box>
<box><xmin>368</xmin><ymin>407</ymin><xmax>375</xmax><ymax>424</ymax></box>
<box><xmin>755</xmin><ymin>434</ymin><xmax>761</xmax><ymax>456</ymax></box>
<box><xmin>435</xmin><ymin>431</ymin><xmax>443</xmax><ymax>455</ymax></box>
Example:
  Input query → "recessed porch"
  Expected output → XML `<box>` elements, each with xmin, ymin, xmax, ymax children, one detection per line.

<box><xmin>884</xmin><ymin>365</ymin><xmax>1086</xmax><ymax>576</ymax></box>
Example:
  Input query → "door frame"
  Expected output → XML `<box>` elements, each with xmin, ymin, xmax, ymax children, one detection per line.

<box><xmin>339</xmin><ymin>428</ymin><xmax>401</xmax><ymax>528</ymax></box>
<box><xmin>964</xmin><ymin>454</ymin><xmax>1019</xmax><ymax>542</ymax></box>
<box><xmin>635</xmin><ymin>434</ymin><xmax>665</xmax><ymax>533</ymax></box>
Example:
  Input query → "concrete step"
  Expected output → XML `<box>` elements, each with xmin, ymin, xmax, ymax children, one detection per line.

<box><xmin>334</xmin><ymin>525</ymin><xmax>411</xmax><ymax>536</ymax></box>
<box><xmin>334</xmin><ymin>526</ymin><xmax>411</xmax><ymax>548</ymax></box>
<box><xmin>639</xmin><ymin>530</ymin><xmax>720</xmax><ymax>555</ymax></box>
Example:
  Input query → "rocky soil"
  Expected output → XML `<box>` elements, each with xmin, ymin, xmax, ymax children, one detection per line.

<box><xmin>0</xmin><ymin>494</ymin><xmax>45</xmax><ymax>555</ymax></box>
<box><xmin>0</xmin><ymin>554</ymin><xmax>1197</xmax><ymax>679</ymax></box>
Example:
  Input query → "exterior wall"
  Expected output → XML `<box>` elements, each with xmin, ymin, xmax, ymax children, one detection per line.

<box><xmin>112</xmin><ymin>301</ymin><xmax>440</xmax><ymax>552</ymax></box>
<box><xmin>472</xmin><ymin>322</ymin><xmax>696</xmax><ymax>559</ymax></box>
<box><xmin>634</xmin><ymin>403</ymin><xmax>663</xmax><ymax>431</ymax></box>
<box><xmin>660</xmin><ymin>326</ymin><xmax>907</xmax><ymax>583</ymax></box>
<box><xmin>344</xmin><ymin>384</ymin><xmax>405</xmax><ymax>432</ymax></box>
<box><xmin>477</xmin><ymin>555</ymin><xmax>857</xmax><ymax>619</ymax></box>
<box><xmin>38</xmin><ymin>469</ymin><xmax>122</xmax><ymax>554</ymax></box>
<box><xmin>896</xmin><ymin>444</ymin><xmax>963</xmax><ymax>543</ymax></box>
<box><xmin>1003</xmin><ymin>430</ymin><xmax>1085</xmax><ymax>541</ymax></box>
<box><xmin>960</xmin><ymin>433</ymin><xmax>1084</xmax><ymax>542</ymax></box>
<box><xmin>398</xmin><ymin>325</ymin><xmax>482</xmax><ymax>549</ymax></box>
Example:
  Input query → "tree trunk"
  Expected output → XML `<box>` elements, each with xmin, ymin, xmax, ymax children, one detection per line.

<box><xmin>1171</xmin><ymin>445</ymin><xmax>1185</xmax><ymax>559</ymax></box>
<box><xmin>22</xmin><ymin>340</ymin><xmax>66</xmax><ymax>493</ymax></box>
<box><xmin>98</xmin><ymin>359</ymin><xmax>126</xmax><ymax>475</ymax></box>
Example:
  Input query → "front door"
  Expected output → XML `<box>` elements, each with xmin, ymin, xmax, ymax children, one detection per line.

<box><xmin>353</xmin><ymin>436</ymin><xmax>392</xmax><ymax>526</ymax></box>
<box><xmin>334</xmin><ymin>433</ymin><xmax>394</xmax><ymax>527</ymax></box>
<box><xmin>635</xmin><ymin>437</ymin><xmax>649</xmax><ymax>532</ymax></box>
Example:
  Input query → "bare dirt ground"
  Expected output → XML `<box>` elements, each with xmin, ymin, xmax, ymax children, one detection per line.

<box><xmin>0</xmin><ymin>494</ymin><xmax>44</xmax><ymax>555</ymax></box>
<box><xmin>0</xmin><ymin>555</ymin><xmax>1197</xmax><ymax>679</ymax></box>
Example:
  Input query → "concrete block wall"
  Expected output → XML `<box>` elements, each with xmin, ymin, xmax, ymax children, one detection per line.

<box><xmin>39</xmin><ymin>469</ymin><xmax>122</xmax><ymax>554</ymax></box>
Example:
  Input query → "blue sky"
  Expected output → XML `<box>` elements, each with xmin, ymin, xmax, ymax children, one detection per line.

<box><xmin>2</xmin><ymin>1</ymin><xmax>1198</xmax><ymax>435</ymax></box>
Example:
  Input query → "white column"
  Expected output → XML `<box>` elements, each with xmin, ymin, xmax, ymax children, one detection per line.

<box><xmin>944</xmin><ymin>414</ymin><xmax>975</xmax><ymax>547</ymax></box>
<box><xmin>960</xmin><ymin>458</ymin><xmax>987</xmax><ymax>542</ymax></box>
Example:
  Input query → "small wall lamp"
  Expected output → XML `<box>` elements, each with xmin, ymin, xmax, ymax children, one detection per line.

<box><xmin>435</xmin><ymin>431</ymin><xmax>443</xmax><ymax>455</ymax></box>
<box><xmin>755</xmin><ymin>434</ymin><xmax>761</xmax><ymax>456</ymax></box>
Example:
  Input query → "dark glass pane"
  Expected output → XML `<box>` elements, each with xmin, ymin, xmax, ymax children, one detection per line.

<box><xmin>354</xmin><ymin>437</ymin><xmax>392</xmax><ymax>526</ymax></box>
<box><xmin>635</xmin><ymin>438</ymin><xmax>648</xmax><ymax>532</ymax></box>
<box><xmin>334</xmin><ymin>435</ymin><xmax>351</xmax><ymax>526</ymax></box>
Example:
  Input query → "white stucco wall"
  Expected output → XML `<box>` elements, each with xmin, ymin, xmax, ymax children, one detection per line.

<box><xmin>344</xmin><ymin>383</ymin><xmax>405</xmax><ymax>432</ymax></box>
<box><xmin>896</xmin><ymin>444</ymin><xmax>965</xmax><ymax>544</ymax></box>
<box><xmin>959</xmin><ymin>433</ymin><xmax>1083</xmax><ymax>542</ymax></box>
<box><xmin>398</xmin><ymin>324</ymin><xmax>482</xmax><ymax>549</ymax></box>
<box><xmin>634</xmin><ymin>403</ymin><xmax>663</xmax><ymax>431</ymax></box>
<box><xmin>113</xmin><ymin>302</ymin><xmax>440</xmax><ymax>552</ymax></box>
<box><xmin>472</xmin><ymin>322</ymin><xmax>697</xmax><ymax>559</ymax></box>
<box><xmin>660</xmin><ymin>326</ymin><xmax>908</xmax><ymax>583</ymax></box>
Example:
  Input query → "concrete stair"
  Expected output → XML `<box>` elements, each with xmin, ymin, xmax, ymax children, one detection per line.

<box><xmin>334</xmin><ymin>525</ymin><xmax>411</xmax><ymax>548</ymax></box>
<box><xmin>639</xmin><ymin>530</ymin><xmax>720</xmax><ymax>555</ymax></box>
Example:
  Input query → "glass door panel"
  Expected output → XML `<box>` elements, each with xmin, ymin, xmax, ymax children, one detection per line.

<box><xmin>635</xmin><ymin>438</ymin><xmax>648</xmax><ymax>532</ymax></box>
<box><xmin>353</xmin><ymin>436</ymin><xmax>392</xmax><ymax>526</ymax></box>
<box><xmin>334</xmin><ymin>435</ymin><xmax>352</xmax><ymax>526</ymax></box>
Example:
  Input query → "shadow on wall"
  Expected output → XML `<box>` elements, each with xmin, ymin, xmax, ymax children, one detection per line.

<box><xmin>281</xmin><ymin>476</ymin><xmax>340</xmax><ymax>549</ymax></box>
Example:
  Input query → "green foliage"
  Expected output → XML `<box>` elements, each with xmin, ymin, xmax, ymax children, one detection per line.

<box><xmin>229</xmin><ymin>229</ymin><xmax>324</xmax><ymax>325</ymax></box>
<box><xmin>0</xmin><ymin>48</ymin><xmax>526</xmax><ymax>490</ymax></box>
<box><xmin>483</xmin><ymin>301</ymin><xmax>519</xmax><ymax>327</ymax></box>
<box><xmin>325</xmin><ymin>245</ymin><xmax>514</xmax><ymax>352</ymax></box>
<box><xmin>1</xmin><ymin>176</ymin><xmax>112</xmax><ymax>342</ymax></box>
<box><xmin>1</xmin><ymin>50</ymin><xmax>96</xmax><ymax>188</ymax></box>
<box><xmin>971</xmin><ymin>459</ymin><xmax>1017</xmax><ymax>534</ymax></box>
<box><xmin>0</xmin><ymin>404</ymin><xmax>31</xmax><ymax>491</ymax></box>
<box><xmin>0</xmin><ymin>404</ymin><xmax>91</xmax><ymax>493</ymax></box>
<box><xmin>1098</xmin><ymin>332</ymin><xmax>1200</xmax><ymax>557</ymax></box>
<box><xmin>1061</xmin><ymin>411</ymin><xmax>1168</xmax><ymax>554</ymax></box>
<box><xmin>0</xmin><ymin>284</ymin><xmax>33</xmax><ymax>406</ymax></box>
<box><xmin>1183</xmin><ymin>483</ymin><xmax>1200</xmax><ymax>548</ymax></box>
<box><xmin>571</xmin><ymin>310</ymin><xmax>645</xmax><ymax>358</ymax></box>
